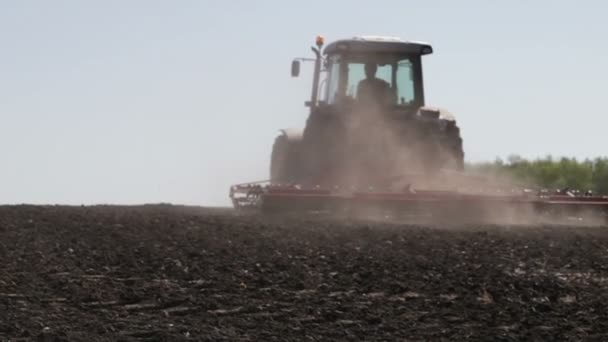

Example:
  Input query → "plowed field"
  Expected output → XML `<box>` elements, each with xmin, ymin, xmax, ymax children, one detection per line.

<box><xmin>1</xmin><ymin>205</ymin><xmax>608</xmax><ymax>341</ymax></box>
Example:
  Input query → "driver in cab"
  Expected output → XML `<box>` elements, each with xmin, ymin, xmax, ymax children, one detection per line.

<box><xmin>356</xmin><ymin>63</ymin><xmax>392</xmax><ymax>105</ymax></box>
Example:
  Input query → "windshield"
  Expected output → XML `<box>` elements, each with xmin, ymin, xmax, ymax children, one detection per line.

<box><xmin>325</xmin><ymin>54</ymin><xmax>418</xmax><ymax>106</ymax></box>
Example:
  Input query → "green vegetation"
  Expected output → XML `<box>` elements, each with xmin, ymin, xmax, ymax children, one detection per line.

<box><xmin>467</xmin><ymin>156</ymin><xmax>608</xmax><ymax>194</ymax></box>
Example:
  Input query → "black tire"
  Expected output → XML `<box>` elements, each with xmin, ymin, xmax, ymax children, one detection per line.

<box><xmin>299</xmin><ymin>112</ymin><xmax>345</xmax><ymax>187</ymax></box>
<box><xmin>399</xmin><ymin>117</ymin><xmax>465</xmax><ymax>173</ymax></box>
<box><xmin>270</xmin><ymin>133</ymin><xmax>301</xmax><ymax>183</ymax></box>
<box><xmin>440</xmin><ymin>119</ymin><xmax>465</xmax><ymax>171</ymax></box>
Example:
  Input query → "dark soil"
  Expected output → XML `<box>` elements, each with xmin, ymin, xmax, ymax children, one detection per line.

<box><xmin>1</xmin><ymin>205</ymin><xmax>608</xmax><ymax>341</ymax></box>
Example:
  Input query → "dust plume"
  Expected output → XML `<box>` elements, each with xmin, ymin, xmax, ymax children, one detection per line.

<box><xmin>316</xmin><ymin>104</ymin><xmax>606</xmax><ymax>227</ymax></box>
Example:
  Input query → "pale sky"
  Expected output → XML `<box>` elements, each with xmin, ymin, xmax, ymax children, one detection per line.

<box><xmin>1</xmin><ymin>0</ymin><xmax>607</xmax><ymax>205</ymax></box>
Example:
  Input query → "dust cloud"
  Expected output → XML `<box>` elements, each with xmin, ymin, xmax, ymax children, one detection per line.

<box><xmin>306</xmin><ymin>104</ymin><xmax>606</xmax><ymax>227</ymax></box>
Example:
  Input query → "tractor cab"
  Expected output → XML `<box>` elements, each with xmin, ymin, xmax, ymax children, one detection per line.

<box><xmin>292</xmin><ymin>36</ymin><xmax>433</xmax><ymax>110</ymax></box>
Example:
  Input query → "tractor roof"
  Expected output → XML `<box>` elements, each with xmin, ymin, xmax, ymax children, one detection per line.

<box><xmin>323</xmin><ymin>36</ymin><xmax>433</xmax><ymax>56</ymax></box>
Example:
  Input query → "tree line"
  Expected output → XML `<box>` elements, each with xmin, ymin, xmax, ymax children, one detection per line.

<box><xmin>466</xmin><ymin>156</ymin><xmax>608</xmax><ymax>195</ymax></box>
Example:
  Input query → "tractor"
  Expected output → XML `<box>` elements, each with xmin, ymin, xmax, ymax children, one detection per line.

<box><xmin>270</xmin><ymin>35</ymin><xmax>464</xmax><ymax>190</ymax></box>
<box><xmin>229</xmin><ymin>36</ymin><xmax>608</xmax><ymax>223</ymax></box>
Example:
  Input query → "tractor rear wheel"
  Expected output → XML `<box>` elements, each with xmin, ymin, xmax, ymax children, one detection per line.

<box><xmin>440</xmin><ymin>119</ymin><xmax>465</xmax><ymax>171</ymax></box>
<box><xmin>270</xmin><ymin>132</ymin><xmax>302</xmax><ymax>183</ymax></box>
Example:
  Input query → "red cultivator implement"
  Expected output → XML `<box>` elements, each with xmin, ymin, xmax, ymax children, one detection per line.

<box><xmin>230</xmin><ymin>180</ymin><xmax>608</xmax><ymax>225</ymax></box>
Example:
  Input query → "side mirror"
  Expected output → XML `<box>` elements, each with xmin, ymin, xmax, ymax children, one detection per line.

<box><xmin>291</xmin><ymin>60</ymin><xmax>300</xmax><ymax>77</ymax></box>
